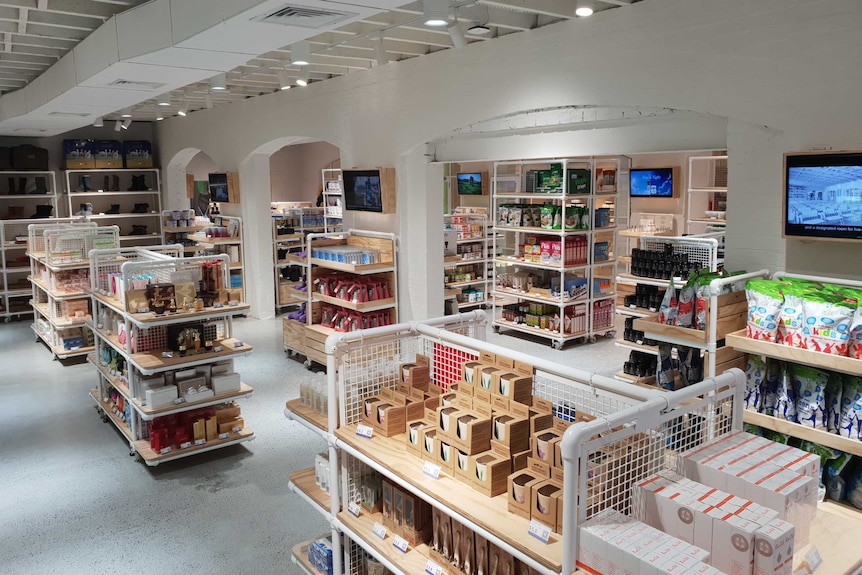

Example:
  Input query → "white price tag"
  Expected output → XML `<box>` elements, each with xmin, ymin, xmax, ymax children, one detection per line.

<box><xmin>636</xmin><ymin>339</ymin><xmax>644</xmax><ymax>345</ymax></box>
<box><xmin>356</xmin><ymin>424</ymin><xmax>374</xmax><ymax>438</ymax></box>
<box><xmin>347</xmin><ymin>501</ymin><xmax>361</xmax><ymax>517</ymax></box>
<box><xmin>649</xmin><ymin>307</ymin><xmax>657</xmax><ymax>313</ymax></box>
<box><xmin>804</xmin><ymin>547</ymin><xmax>823</xmax><ymax>572</ymax></box>
<box><xmin>629</xmin><ymin>304</ymin><xmax>636</xmax><ymax>309</ymax></box>
<box><xmin>232</xmin><ymin>426</ymin><xmax>242</xmax><ymax>433</ymax></box>
<box><xmin>173</xmin><ymin>397</ymin><xmax>185</xmax><ymax>405</ymax></box>
<box><xmin>528</xmin><ymin>519</ymin><xmax>552</xmax><ymax>544</ymax></box>
<box><xmin>372</xmin><ymin>522</ymin><xmax>387</xmax><ymax>540</ymax></box>
<box><xmin>159</xmin><ymin>446</ymin><xmax>171</xmax><ymax>455</ymax></box>
<box><xmin>195</xmin><ymin>438</ymin><xmax>206</xmax><ymax>446</ymax></box>
<box><xmin>179</xmin><ymin>441</ymin><xmax>191</xmax><ymax>449</ymax></box>
<box><xmin>393</xmin><ymin>535</ymin><xmax>409</xmax><ymax>553</ymax></box>
<box><xmin>218</xmin><ymin>432</ymin><xmax>230</xmax><ymax>440</ymax></box>
<box><xmin>425</xmin><ymin>559</ymin><xmax>444</xmax><ymax>575</ymax></box>
<box><xmin>423</xmin><ymin>461</ymin><xmax>441</xmax><ymax>479</ymax></box>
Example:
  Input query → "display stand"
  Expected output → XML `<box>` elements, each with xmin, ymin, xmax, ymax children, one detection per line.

<box><xmin>27</xmin><ymin>221</ymin><xmax>119</xmax><ymax>359</ymax></box>
<box><xmin>192</xmin><ymin>215</ymin><xmax>244</xmax><ymax>302</ymax></box>
<box><xmin>283</xmin><ymin>310</ymin><xmax>749</xmax><ymax>575</ymax></box>
<box><xmin>444</xmin><ymin>211</ymin><xmax>492</xmax><ymax>313</ymax></box>
<box><xmin>273</xmin><ymin>208</ymin><xmax>326</xmax><ymax>312</ymax></box>
<box><xmin>0</xmin><ymin>171</ymin><xmax>58</xmax><ymax>219</ymax></box>
<box><xmin>65</xmin><ymin>168</ymin><xmax>163</xmax><ymax>245</ymax></box>
<box><xmin>322</xmin><ymin>168</ymin><xmax>343</xmax><ymax>233</ymax></box>
<box><xmin>491</xmin><ymin>158</ymin><xmax>622</xmax><ymax>349</ymax></box>
<box><xmin>86</xmin><ymin>247</ymin><xmax>254</xmax><ymax>465</ymax></box>
<box><xmin>686</xmin><ymin>155</ymin><xmax>727</xmax><ymax>234</ymax></box>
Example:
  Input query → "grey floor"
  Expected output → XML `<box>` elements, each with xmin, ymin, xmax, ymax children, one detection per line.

<box><xmin>0</xmin><ymin>314</ymin><xmax>627</xmax><ymax>575</ymax></box>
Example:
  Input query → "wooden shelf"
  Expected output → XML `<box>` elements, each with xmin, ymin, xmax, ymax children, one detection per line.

<box><xmin>89</xmin><ymin>388</ymin><xmax>133</xmax><ymax>443</ymax></box>
<box><xmin>495</xmin><ymin>225</ymin><xmax>571</xmax><ymax>236</ymax></box>
<box><xmin>281</xmin><ymin>254</ymin><xmax>307</xmax><ymax>266</ymax></box>
<box><xmin>91</xmin><ymin>291</ymin><xmax>250</xmax><ymax>325</ymax></box>
<box><xmin>87</xmin><ymin>353</ymin><xmax>132</xmax><ymax>398</ymax></box>
<box><xmin>743</xmin><ymin>410</ymin><xmax>862</xmax><ymax>457</ymax></box>
<box><xmin>165</xmin><ymin>225</ymin><xmax>206</xmax><ymax>233</ymax></box>
<box><xmin>795</xmin><ymin>501</ymin><xmax>862</xmax><ymax>575</ymax></box>
<box><xmin>618</xmin><ymin>229</ymin><xmax>674</xmax><ymax>238</ymax></box>
<box><xmin>726</xmin><ymin>329</ymin><xmax>862</xmax><ymax>377</ymax></box>
<box><xmin>689</xmin><ymin>218</ymin><xmax>726</xmax><ymax>224</ymax></box>
<box><xmin>134</xmin><ymin>383</ymin><xmax>253</xmax><ymax>419</ymax></box>
<box><xmin>290</xmin><ymin>467</ymin><xmax>331</xmax><ymax>514</ymax></box>
<box><xmin>493</xmin><ymin>319</ymin><xmax>586</xmax><ymax>341</ymax></box>
<box><xmin>336</xmin><ymin>425</ymin><xmax>563</xmax><ymax>572</ymax></box>
<box><xmin>194</xmin><ymin>236</ymin><xmax>241</xmax><ymax>246</ymax></box>
<box><xmin>310</xmin><ymin>258</ymin><xmax>395</xmax><ymax>275</ymax></box>
<box><xmin>616</xmin><ymin>272</ymin><xmax>673</xmax><ymax>287</ymax></box>
<box><xmin>291</xmin><ymin>538</ymin><xmax>329</xmax><ymax>575</ymax></box>
<box><xmin>445</xmin><ymin>278</ymin><xmax>486</xmax><ymax>289</ymax></box>
<box><xmin>339</xmin><ymin>510</ymin><xmax>450</xmax><ymax>575</ymax></box>
<box><xmin>493</xmin><ymin>287</ymin><xmax>585</xmax><ymax>306</ymax></box>
<box><xmin>32</xmin><ymin>325</ymin><xmax>94</xmax><ymax>358</ymax></box>
<box><xmin>285</xmin><ymin>398</ymin><xmax>328</xmax><ymax>433</ymax></box>
<box><xmin>615</xmin><ymin>305</ymin><xmax>653</xmax><ymax>318</ymax></box>
<box><xmin>133</xmin><ymin>428</ymin><xmax>254</xmax><ymax>466</ymax></box>
<box><xmin>494</xmin><ymin>257</ymin><xmax>588</xmax><ymax>272</ymax></box>
<box><xmin>29</xmin><ymin>276</ymin><xmax>86</xmax><ymax>299</ymax></box>
<box><xmin>614</xmin><ymin>338</ymin><xmax>660</xmax><ymax>355</ymax></box>
<box><xmin>313</xmin><ymin>293</ymin><xmax>397</xmax><ymax>312</ymax></box>
<box><xmin>614</xmin><ymin>370</ymin><xmax>658</xmax><ymax>386</ymax></box>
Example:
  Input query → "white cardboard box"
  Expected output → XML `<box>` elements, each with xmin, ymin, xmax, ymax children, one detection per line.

<box><xmin>212</xmin><ymin>372</ymin><xmax>241</xmax><ymax>394</ymax></box>
<box><xmin>145</xmin><ymin>385</ymin><xmax>178</xmax><ymax>408</ymax></box>
<box><xmin>753</xmin><ymin>518</ymin><xmax>795</xmax><ymax>575</ymax></box>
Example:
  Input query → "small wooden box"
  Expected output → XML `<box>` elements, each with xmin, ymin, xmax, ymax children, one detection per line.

<box><xmin>491</xmin><ymin>413</ymin><xmax>530</xmax><ymax>453</ymax></box>
<box><xmin>527</xmin><ymin>455</ymin><xmax>551</xmax><ymax>477</ymax></box>
<box><xmin>461</xmin><ymin>361</ymin><xmax>483</xmax><ymax>389</ymax></box>
<box><xmin>420</xmin><ymin>427</ymin><xmax>438</xmax><ymax>462</ymax></box>
<box><xmin>406</xmin><ymin>419</ymin><xmax>431</xmax><ymax>457</ymax></box>
<box><xmin>449</xmin><ymin>411</ymin><xmax>492</xmax><ymax>455</ymax></box>
<box><xmin>507</xmin><ymin>470</ymin><xmax>545</xmax><ymax>519</ymax></box>
<box><xmin>476</xmin><ymin>367</ymin><xmax>505</xmax><ymax>401</ymax></box>
<box><xmin>436</xmin><ymin>406</ymin><xmax>461</xmax><ymax>438</ymax></box>
<box><xmin>530</xmin><ymin>410</ymin><xmax>555</xmax><ymax>436</ymax></box>
<box><xmin>399</xmin><ymin>361</ymin><xmax>430</xmax><ymax>390</ymax></box>
<box><xmin>493</xmin><ymin>372</ymin><xmax>533</xmax><ymax>406</ymax></box>
<box><xmin>470</xmin><ymin>452</ymin><xmax>511</xmax><ymax>497</ymax></box>
<box><xmin>531</xmin><ymin>479</ymin><xmax>563</xmax><ymax>532</ymax></box>
<box><xmin>454</xmin><ymin>392</ymin><xmax>473</xmax><ymax>411</ymax></box>
<box><xmin>551</xmin><ymin>467</ymin><xmax>564</xmax><ymax>483</ymax></box>
<box><xmin>509</xmin><ymin>399</ymin><xmax>531</xmax><ymax>418</ymax></box>
<box><xmin>453</xmin><ymin>447</ymin><xmax>473</xmax><ymax>485</ymax></box>
<box><xmin>436</xmin><ymin>438</ymin><xmax>455</xmax><ymax>474</ymax></box>
<box><xmin>513</xmin><ymin>449</ymin><xmax>530</xmax><ymax>472</ymax></box>
<box><xmin>533</xmin><ymin>429</ymin><xmax>562</xmax><ymax>466</ymax></box>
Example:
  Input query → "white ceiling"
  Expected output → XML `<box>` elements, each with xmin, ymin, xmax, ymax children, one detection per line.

<box><xmin>0</xmin><ymin>0</ymin><xmax>642</xmax><ymax>136</ymax></box>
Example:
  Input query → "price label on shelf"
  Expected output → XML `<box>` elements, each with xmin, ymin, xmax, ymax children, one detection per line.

<box><xmin>649</xmin><ymin>307</ymin><xmax>657</xmax><ymax>313</ymax></box>
<box><xmin>393</xmin><ymin>535</ymin><xmax>409</xmax><ymax>553</ymax></box>
<box><xmin>347</xmin><ymin>502</ymin><xmax>361</xmax><ymax>517</ymax></box>
<box><xmin>636</xmin><ymin>339</ymin><xmax>644</xmax><ymax>345</ymax></box>
<box><xmin>804</xmin><ymin>547</ymin><xmax>823</xmax><ymax>572</ymax></box>
<box><xmin>629</xmin><ymin>304</ymin><xmax>637</xmax><ymax>309</ymax></box>
<box><xmin>159</xmin><ymin>447</ymin><xmax>171</xmax><ymax>455</ymax></box>
<box><xmin>528</xmin><ymin>519</ymin><xmax>552</xmax><ymax>544</ymax></box>
<box><xmin>356</xmin><ymin>424</ymin><xmax>374</xmax><ymax>439</ymax></box>
<box><xmin>195</xmin><ymin>438</ymin><xmax>206</xmax><ymax>446</ymax></box>
<box><xmin>173</xmin><ymin>397</ymin><xmax>185</xmax><ymax>405</ymax></box>
<box><xmin>218</xmin><ymin>432</ymin><xmax>230</xmax><ymax>440</ymax></box>
<box><xmin>232</xmin><ymin>426</ymin><xmax>242</xmax><ymax>433</ymax></box>
<box><xmin>423</xmin><ymin>461</ymin><xmax>441</xmax><ymax>479</ymax></box>
<box><xmin>425</xmin><ymin>559</ymin><xmax>444</xmax><ymax>575</ymax></box>
<box><xmin>372</xmin><ymin>522</ymin><xmax>387</xmax><ymax>540</ymax></box>
<box><xmin>179</xmin><ymin>441</ymin><xmax>191</xmax><ymax>450</ymax></box>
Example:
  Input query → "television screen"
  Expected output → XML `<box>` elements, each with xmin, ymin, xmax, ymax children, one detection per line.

<box><xmin>208</xmin><ymin>173</ymin><xmax>229</xmax><ymax>203</ymax></box>
<box><xmin>785</xmin><ymin>151</ymin><xmax>862</xmax><ymax>240</ymax></box>
<box><xmin>630</xmin><ymin>168</ymin><xmax>674</xmax><ymax>197</ymax></box>
<box><xmin>343</xmin><ymin>170</ymin><xmax>383</xmax><ymax>213</ymax></box>
<box><xmin>457</xmin><ymin>173</ymin><xmax>483</xmax><ymax>195</ymax></box>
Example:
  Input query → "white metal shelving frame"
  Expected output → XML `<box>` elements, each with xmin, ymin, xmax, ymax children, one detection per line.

<box><xmin>86</xmin><ymin>246</ymin><xmax>254</xmax><ymax>465</ymax></box>
<box><xmin>273</xmin><ymin>208</ymin><xmax>326</xmax><ymax>312</ymax></box>
<box><xmin>491</xmin><ymin>157</ymin><xmax>621</xmax><ymax>349</ymax></box>
<box><xmin>443</xmin><ymin>211</ymin><xmax>492</xmax><ymax>313</ymax></box>
<box><xmin>283</xmin><ymin>310</ymin><xmax>746</xmax><ymax>575</ymax></box>
<box><xmin>322</xmin><ymin>168</ymin><xmax>343</xmax><ymax>233</ymax></box>
<box><xmin>0</xmin><ymin>170</ymin><xmax>58</xmax><ymax>217</ymax></box>
<box><xmin>65</xmin><ymin>168</ymin><xmax>163</xmax><ymax>245</ymax></box>
<box><xmin>686</xmin><ymin>155</ymin><xmax>728</xmax><ymax>234</ymax></box>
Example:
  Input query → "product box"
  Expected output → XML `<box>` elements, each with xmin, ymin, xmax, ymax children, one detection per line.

<box><xmin>529</xmin><ymin>409</ymin><xmax>555</xmax><ymax>436</ymax></box>
<box><xmin>492</xmin><ymin>371</ymin><xmax>533</xmax><ymax>406</ymax></box>
<box><xmin>490</xmin><ymin>413</ymin><xmax>530</xmax><ymax>454</ymax></box>
<box><xmin>420</xmin><ymin>427</ymin><xmax>438</xmax><ymax>463</ymax></box>
<box><xmin>93</xmin><ymin>140</ymin><xmax>123</xmax><ymax>169</ymax></box>
<box><xmin>711</xmin><ymin>513</ymin><xmax>759</xmax><ymax>575</ymax></box>
<box><xmin>437</xmin><ymin>405</ymin><xmax>461</xmax><ymax>438</ymax></box>
<box><xmin>436</xmin><ymin>438</ymin><xmax>455</xmax><ymax>474</ymax></box>
<box><xmin>531</xmin><ymin>479</ymin><xmax>563</xmax><ymax>532</ymax></box>
<box><xmin>123</xmin><ymin>140</ymin><xmax>154</xmax><ymax>168</ymax></box>
<box><xmin>212</xmin><ymin>372</ymin><xmax>241</xmax><ymax>394</ymax></box>
<box><xmin>453</xmin><ymin>447</ymin><xmax>472</xmax><ymax>485</ymax></box>
<box><xmin>63</xmin><ymin>139</ymin><xmax>95</xmax><ymax>169</ymax></box>
<box><xmin>532</xmin><ymin>429</ymin><xmax>562</xmax><ymax>466</ymax></box>
<box><xmin>470</xmin><ymin>452</ymin><xmax>510</xmax><ymax>497</ymax></box>
<box><xmin>406</xmin><ymin>419</ymin><xmax>431</xmax><ymax>457</ymax></box>
<box><xmin>218</xmin><ymin>417</ymin><xmax>244</xmax><ymax>434</ymax></box>
<box><xmin>487</xmin><ymin>543</ymin><xmax>515</xmax><ymax>575</ymax></box>
<box><xmin>753</xmin><ymin>518</ymin><xmax>795</xmax><ymax>575</ymax></box>
<box><xmin>527</xmin><ymin>456</ymin><xmax>551</xmax><ymax>478</ymax></box>
<box><xmin>381</xmin><ymin>480</ymin><xmax>394</xmax><ymax>530</ymax></box>
<box><xmin>449</xmin><ymin>411</ymin><xmax>492</xmax><ymax>454</ymax></box>
<box><xmin>215</xmin><ymin>402</ymin><xmax>241</xmax><ymax>423</ymax></box>
<box><xmin>507</xmin><ymin>470</ymin><xmax>544</xmax><ymax>519</ymax></box>
<box><xmin>145</xmin><ymin>384</ymin><xmax>178</xmax><ymax>408</ymax></box>
<box><xmin>205</xmin><ymin>416</ymin><xmax>218</xmax><ymax>441</ymax></box>
<box><xmin>462</xmin><ymin>361</ymin><xmax>483</xmax><ymax>390</ymax></box>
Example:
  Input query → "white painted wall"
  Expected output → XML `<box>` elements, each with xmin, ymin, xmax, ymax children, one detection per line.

<box><xmin>269</xmin><ymin>141</ymin><xmax>340</xmax><ymax>203</ymax></box>
<box><xmin>156</xmin><ymin>0</ymin><xmax>862</xmax><ymax>319</ymax></box>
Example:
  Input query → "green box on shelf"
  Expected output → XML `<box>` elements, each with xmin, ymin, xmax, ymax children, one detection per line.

<box><xmin>567</xmin><ymin>169</ymin><xmax>591</xmax><ymax>194</ymax></box>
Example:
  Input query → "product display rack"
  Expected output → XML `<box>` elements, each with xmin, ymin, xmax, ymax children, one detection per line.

<box><xmin>27</xmin><ymin>221</ymin><xmax>119</xmax><ymax>359</ymax></box>
<box><xmin>65</xmin><ymin>168</ymin><xmax>163</xmax><ymax>246</ymax></box>
<box><xmin>322</xmin><ymin>168</ymin><xmax>343</xmax><ymax>233</ymax></box>
<box><xmin>283</xmin><ymin>310</ymin><xmax>754</xmax><ymax>575</ymax></box>
<box><xmin>0</xmin><ymin>170</ymin><xmax>59</xmax><ymax>219</ymax></box>
<box><xmin>273</xmin><ymin>208</ymin><xmax>326</xmax><ymax>312</ymax></box>
<box><xmin>282</xmin><ymin>229</ymin><xmax>398</xmax><ymax>367</ymax></box>
<box><xmin>728</xmin><ymin>271</ymin><xmax>862</xmax><ymax>460</ymax></box>
<box><xmin>491</xmin><ymin>158</ymin><xmax>620</xmax><ymax>349</ymax></box>
<box><xmin>686</xmin><ymin>155</ymin><xmax>728</xmax><ymax>234</ymax></box>
<box><xmin>443</xmin><ymin>212</ymin><xmax>492</xmax><ymax>313</ymax></box>
<box><xmin>193</xmin><ymin>215</ymin><xmax>245</xmax><ymax>302</ymax></box>
<box><xmin>86</xmin><ymin>247</ymin><xmax>254</xmax><ymax>465</ymax></box>
<box><xmin>161</xmin><ymin>209</ymin><xmax>207</xmax><ymax>256</ymax></box>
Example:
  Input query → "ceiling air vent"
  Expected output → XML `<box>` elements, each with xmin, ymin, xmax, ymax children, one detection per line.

<box><xmin>251</xmin><ymin>3</ymin><xmax>357</xmax><ymax>29</ymax></box>
<box><xmin>108</xmin><ymin>79</ymin><xmax>167</xmax><ymax>90</ymax></box>
<box><xmin>48</xmin><ymin>111</ymin><xmax>91</xmax><ymax>118</ymax></box>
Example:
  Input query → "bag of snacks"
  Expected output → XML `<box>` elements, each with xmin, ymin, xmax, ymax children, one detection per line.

<box><xmin>676</xmin><ymin>272</ymin><xmax>699</xmax><ymax>329</ymax></box>
<box><xmin>826</xmin><ymin>372</ymin><xmax>843</xmax><ymax>433</ymax></box>
<box><xmin>760</xmin><ymin>358</ymin><xmax>781</xmax><ymax>416</ymax></box>
<box><xmin>540</xmin><ymin>205</ymin><xmax>554</xmax><ymax>230</ymax></box>
<box><xmin>658</xmin><ymin>277</ymin><xmax>677</xmax><ymax>326</ymax></box>
<box><xmin>657</xmin><ymin>343</ymin><xmax>675</xmax><ymax>391</ymax></box>
<box><xmin>745</xmin><ymin>280</ymin><xmax>784</xmax><ymax>342</ymax></box>
<box><xmin>776</xmin><ymin>283</ymin><xmax>809</xmax><ymax>347</ymax></box>
<box><xmin>839</xmin><ymin>375</ymin><xmax>862</xmax><ymax>439</ymax></box>
<box><xmin>829</xmin><ymin>286</ymin><xmax>862</xmax><ymax>359</ymax></box>
<box><xmin>775</xmin><ymin>362</ymin><xmax>797</xmax><ymax>422</ymax></box>
<box><xmin>694</xmin><ymin>272</ymin><xmax>721</xmax><ymax>330</ymax></box>
<box><xmin>792</xmin><ymin>364</ymin><xmax>829</xmax><ymax>429</ymax></box>
<box><xmin>800</xmin><ymin>292</ymin><xmax>854</xmax><ymax>355</ymax></box>
<box><xmin>744</xmin><ymin>355</ymin><xmax>766</xmax><ymax>411</ymax></box>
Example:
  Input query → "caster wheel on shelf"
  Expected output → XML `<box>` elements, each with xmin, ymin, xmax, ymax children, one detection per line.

<box><xmin>588</xmin><ymin>336</ymin><xmax>597</xmax><ymax>344</ymax></box>
<box><xmin>604</xmin><ymin>330</ymin><xmax>616</xmax><ymax>338</ymax></box>
<box><xmin>129</xmin><ymin>450</ymin><xmax>136</xmax><ymax>457</ymax></box>
<box><xmin>303</xmin><ymin>359</ymin><xmax>312</xmax><ymax>369</ymax></box>
<box><xmin>492</xmin><ymin>325</ymin><xmax>501</xmax><ymax>334</ymax></box>
<box><xmin>551</xmin><ymin>341</ymin><xmax>562</xmax><ymax>350</ymax></box>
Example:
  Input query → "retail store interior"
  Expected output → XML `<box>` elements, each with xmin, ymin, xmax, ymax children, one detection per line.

<box><xmin>2</xmin><ymin>1</ymin><xmax>862</xmax><ymax>574</ymax></box>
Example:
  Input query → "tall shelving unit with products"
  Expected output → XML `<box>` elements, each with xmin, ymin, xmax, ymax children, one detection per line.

<box><xmin>443</xmin><ymin>211</ymin><xmax>492</xmax><ymax>313</ymax></box>
<box><xmin>273</xmin><ymin>207</ymin><xmax>326</xmax><ymax>312</ymax></box>
<box><xmin>0</xmin><ymin>171</ymin><xmax>58</xmax><ymax>219</ymax></box>
<box><xmin>322</xmin><ymin>168</ymin><xmax>343</xmax><ymax>233</ymax></box>
<box><xmin>686</xmin><ymin>155</ymin><xmax>728</xmax><ymax>234</ymax></box>
<box><xmin>65</xmin><ymin>168</ymin><xmax>163</xmax><ymax>245</ymax></box>
<box><xmin>491</xmin><ymin>157</ymin><xmax>621</xmax><ymax>349</ymax></box>
<box><xmin>193</xmin><ymin>215</ymin><xmax>244</xmax><ymax>302</ymax></box>
<box><xmin>86</xmin><ymin>247</ymin><xmax>254</xmax><ymax>465</ymax></box>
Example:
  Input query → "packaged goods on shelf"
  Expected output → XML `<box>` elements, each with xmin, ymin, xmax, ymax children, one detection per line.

<box><xmin>308</xmin><ymin>536</ymin><xmax>334</xmax><ymax>575</ymax></box>
<box><xmin>311</xmin><ymin>245</ymin><xmax>380</xmax><ymax>265</ymax></box>
<box><xmin>320</xmin><ymin>306</ymin><xmax>393</xmax><ymax>332</ymax></box>
<box><xmin>313</xmin><ymin>273</ymin><xmax>391</xmax><ymax>302</ymax></box>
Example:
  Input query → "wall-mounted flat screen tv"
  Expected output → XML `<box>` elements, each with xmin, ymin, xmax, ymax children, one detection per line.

<box><xmin>630</xmin><ymin>168</ymin><xmax>675</xmax><ymax>198</ymax></box>
<box><xmin>343</xmin><ymin>170</ymin><xmax>383</xmax><ymax>213</ymax></box>
<box><xmin>208</xmin><ymin>173</ymin><xmax>229</xmax><ymax>202</ymax></box>
<box><xmin>785</xmin><ymin>151</ymin><xmax>862</xmax><ymax>240</ymax></box>
<box><xmin>457</xmin><ymin>173</ymin><xmax>484</xmax><ymax>195</ymax></box>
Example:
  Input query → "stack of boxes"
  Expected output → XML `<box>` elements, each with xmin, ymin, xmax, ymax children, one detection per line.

<box><xmin>142</xmin><ymin>359</ymin><xmax>241</xmax><ymax>408</ymax></box>
<box><xmin>307</xmin><ymin>536</ymin><xmax>334</xmax><ymax>575</ymax></box>
<box><xmin>147</xmin><ymin>401</ymin><xmax>244</xmax><ymax>452</ymax></box>
<box><xmin>361</xmin><ymin>355</ymin><xmax>439</xmax><ymax>437</ymax></box>
<box><xmin>381</xmin><ymin>479</ymin><xmax>433</xmax><ymax>546</ymax></box>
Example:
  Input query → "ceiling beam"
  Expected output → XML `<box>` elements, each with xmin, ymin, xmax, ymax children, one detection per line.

<box><xmin>478</xmin><ymin>0</ymin><xmax>577</xmax><ymax>19</ymax></box>
<box><xmin>17</xmin><ymin>6</ymin><xmax>25</xmax><ymax>33</ymax></box>
<box><xmin>27</xmin><ymin>9</ymin><xmax>103</xmax><ymax>30</ymax></box>
<box><xmin>360</xmin><ymin>5</ymin><xmax>537</xmax><ymax>32</ymax></box>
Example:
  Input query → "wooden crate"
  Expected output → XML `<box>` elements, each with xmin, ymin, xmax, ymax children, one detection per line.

<box><xmin>633</xmin><ymin>291</ymin><xmax>746</xmax><ymax>344</ymax></box>
<box><xmin>282</xmin><ymin>317</ymin><xmax>306</xmax><ymax>355</ymax></box>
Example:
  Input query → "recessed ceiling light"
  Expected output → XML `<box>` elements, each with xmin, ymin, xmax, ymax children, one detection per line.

<box><xmin>157</xmin><ymin>93</ymin><xmax>171</xmax><ymax>106</ymax></box>
<box><xmin>290</xmin><ymin>41</ymin><xmax>310</xmax><ymax>66</ymax></box>
<box><xmin>92</xmin><ymin>117</ymin><xmax>103</xmax><ymax>128</ymax></box>
<box><xmin>120</xmin><ymin>109</ymin><xmax>132</xmax><ymax>118</ymax></box>
<box><xmin>278</xmin><ymin>70</ymin><xmax>292</xmax><ymax>90</ymax></box>
<box><xmin>423</xmin><ymin>0</ymin><xmax>448</xmax><ymax>27</ymax></box>
<box><xmin>211</xmin><ymin>73</ymin><xmax>227</xmax><ymax>91</ymax></box>
<box><xmin>156</xmin><ymin>115</ymin><xmax>164</xmax><ymax>121</ymax></box>
<box><xmin>177</xmin><ymin>99</ymin><xmax>187</xmax><ymax>117</ymax></box>
<box><xmin>576</xmin><ymin>1</ymin><xmax>593</xmax><ymax>16</ymax></box>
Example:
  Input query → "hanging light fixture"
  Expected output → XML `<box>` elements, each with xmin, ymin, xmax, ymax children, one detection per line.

<box><xmin>92</xmin><ymin>117</ymin><xmax>103</xmax><ymax>128</ymax></box>
<box><xmin>374</xmin><ymin>32</ymin><xmax>389</xmax><ymax>66</ymax></box>
<box><xmin>177</xmin><ymin>98</ymin><xmax>188</xmax><ymax>117</ymax></box>
<box><xmin>290</xmin><ymin>41</ymin><xmax>310</xmax><ymax>66</ymax></box>
<box><xmin>448</xmin><ymin>21</ymin><xmax>466</xmax><ymax>49</ymax></box>
<box><xmin>156</xmin><ymin>114</ymin><xmax>164</xmax><ymax>121</ymax></box>
<box><xmin>120</xmin><ymin>109</ymin><xmax>132</xmax><ymax>118</ymax></box>
<box><xmin>467</xmin><ymin>23</ymin><xmax>490</xmax><ymax>34</ymax></box>
<box><xmin>121</xmin><ymin>118</ymin><xmax>132</xmax><ymax>130</ymax></box>
<box><xmin>113</xmin><ymin>120</ymin><xmax>122</xmax><ymax>132</ymax></box>
<box><xmin>576</xmin><ymin>1</ymin><xmax>594</xmax><ymax>16</ymax></box>
<box><xmin>423</xmin><ymin>0</ymin><xmax>448</xmax><ymax>27</ymax></box>
<box><xmin>210</xmin><ymin>72</ymin><xmax>227</xmax><ymax>91</ymax></box>
<box><xmin>157</xmin><ymin>93</ymin><xmax>171</xmax><ymax>106</ymax></box>
<box><xmin>278</xmin><ymin>70</ymin><xmax>292</xmax><ymax>90</ymax></box>
<box><xmin>296</xmin><ymin>70</ymin><xmax>309</xmax><ymax>87</ymax></box>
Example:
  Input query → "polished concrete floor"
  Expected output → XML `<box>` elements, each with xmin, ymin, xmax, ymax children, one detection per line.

<box><xmin>0</xmin><ymin>314</ymin><xmax>627</xmax><ymax>575</ymax></box>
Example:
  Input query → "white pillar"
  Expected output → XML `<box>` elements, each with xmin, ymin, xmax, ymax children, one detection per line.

<box><xmin>239</xmin><ymin>154</ymin><xmax>276</xmax><ymax>319</ymax></box>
